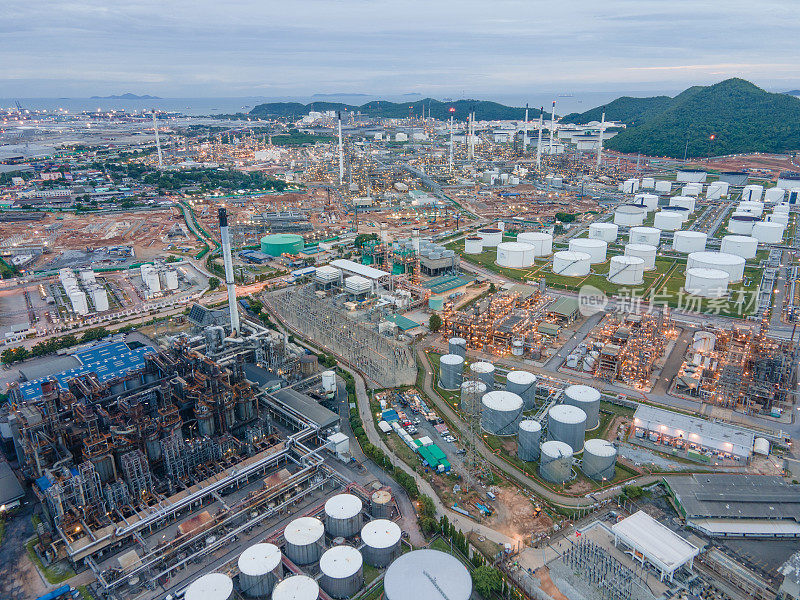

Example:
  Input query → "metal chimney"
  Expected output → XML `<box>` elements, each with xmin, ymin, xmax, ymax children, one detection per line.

<box><xmin>218</xmin><ymin>208</ymin><xmax>240</xmax><ymax>335</ymax></box>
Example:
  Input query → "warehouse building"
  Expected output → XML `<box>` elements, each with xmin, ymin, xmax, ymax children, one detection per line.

<box><xmin>632</xmin><ymin>405</ymin><xmax>756</xmax><ymax>462</ymax></box>
<box><xmin>665</xmin><ymin>474</ymin><xmax>800</xmax><ymax>538</ymax></box>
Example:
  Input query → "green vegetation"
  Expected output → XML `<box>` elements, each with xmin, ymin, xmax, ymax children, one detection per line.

<box><xmin>472</xmin><ymin>565</ymin><xmax>503</xmax><ymax>598</ymax></box>
<box><xmin>207</xmin><ymin>277</ymin><xmax>220</xmax><ymax>290</ymax></box>
<box><xmin>562</xmin><ymin>95</ymin><xmax>673</xmax><ymax>126</ymax></box>
<box><xmin>428</xmin><ymin>313</ymin><xmax>442</xmax><ymax>333</ymax></box>
<box><xmin>554</xmin><ymin>212</ymin><xmax>577</xmax><ymax>223</ymax></box>
<box><xmin>1</xmin><ymin>326</ymin><xmax>111</xmax><ymax>364</ymax></box>
<box><xmin>25</xmin><ymin>538</ymin><xmax>76</xmax><ymax>584</ymax></box>
<box><xmin>0</xmin><ymin>256</ymin><xmax>21</xmax><ymax>279</ymax></box>
<box><xmin>271</xmin><ymin>129</ymin><xmax>335</xmax><ymax>146</ymax></box>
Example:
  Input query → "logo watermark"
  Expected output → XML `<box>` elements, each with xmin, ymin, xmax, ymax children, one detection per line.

<box><xmin>578</xmin><ymin>285</ymin><xmax>608</xmax><ymax>316</ymax></box>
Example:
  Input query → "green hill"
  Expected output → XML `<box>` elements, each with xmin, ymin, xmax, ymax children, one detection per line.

<box><xmin>249</xmin><ymin>98</ymin><xmax>549</xmax><ymax>122</ymax></box>
<box><xmin>569</xmin><ymin>79</ymin><xmax>800</xmax><ymax>158</ymax></box>
<box><xmin>561</xmin><ymin>95</ymin><xmax>673</xmax><ymax>126</ymax></box>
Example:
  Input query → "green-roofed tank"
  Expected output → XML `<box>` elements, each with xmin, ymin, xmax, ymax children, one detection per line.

<box><xmin>260</xmin><ymin>234</ymin><xmax>305</xmax><ymax>257</ymax></box>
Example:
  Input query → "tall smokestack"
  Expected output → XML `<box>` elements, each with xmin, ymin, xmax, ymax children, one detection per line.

<box><xmin>218</xmin><ymin>208</ymin><xmax>240</xmax><ymax>335</ymax></box>
<box><xmin>523</xmin><ymin>103</ymin><xmax>529</xmax><ymax>151</ymax></box>
<box><xmin>536</xmin><ymin>107</ymin><xmax>544</xmax><ymax>170</ymax></box>
<box><xmin>412</xmin><ymin>228</ymin><xmax>420</xmax><ymax>254</ymax></box>
<box><xmin>448</xmin><ymin>114</ymin><xmax>454</xmax><ymax>173</ymax></box>
<box><xmin>152</xmin><ymin>111</ymin><xmax>163</xmax><ymax>168</ymax></box>
<box><xmin>597</xmin><ymin>111</ymin><xmax>605</xmax><ymax>168</ymax></box>
<box><xmin>549</xmin><ymin>100</ymin><xmax>556</xmax><ymax>155</ymax></box>
<box><xmin>337</xmin><ymin>111</ymin><xmax>344</xmax><ymax>185</ymax></box>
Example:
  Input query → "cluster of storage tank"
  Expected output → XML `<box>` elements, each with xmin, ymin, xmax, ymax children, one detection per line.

<box><xmin>728</xmin><ymin>190</ymin><xmax>787</xmax><ymax>242</ymax></box>
<box><xmin>564</xmin><ymin>341</ymin><xmax>602</xmax><ymax>373</ymax></box>
<box><xmin>59</xmin><ymin>268</ymin><xmax>108</xmax><ymax>315</ymax></box>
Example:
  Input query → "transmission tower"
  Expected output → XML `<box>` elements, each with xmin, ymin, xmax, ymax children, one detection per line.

<box><xmin>461</xmin><ymin>367</ymin><xmax>491</xmax><ymax>490</ymax></box>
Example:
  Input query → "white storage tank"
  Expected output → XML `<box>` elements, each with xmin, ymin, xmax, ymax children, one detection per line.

<box><xmin>629</xmin><ymin>226</ymin><xmax>661</xmax><ymax>246</ymax></box>
<box><xmin>670</xmin><ymin>196</ymin><xmax>696</xmax><ymax>212</ymax></box>
<box><xmin>539</xmin><ymin>440</ymin><xmax>574</xmax><ymax>484</ymax></box>
<box><xmin>69</xmin><ymin>290</ymin><xmax>89</xmax><ymax>315</ymax></box>
<box><xmin>185</xmin><ymin>573</ymin><xmax>234</xmax><ymax>600</ymax></box>
<box><xmin>517</xmin><ymin>231</ymin><xmax>553</xmax><ymax>256</ymax></box>
<box><xmin>614</xmin><ymin>204</ymin><xmax>646</xmax><ymax>226</ymax></box>
<box><xmin>685</xmin><ymin>268</ymin><xmax>729</xmax><ymax>298</ymax></box>
<box><xmin>720</xmin><ymin>235</ymin><xmax>758</xmax><ymax>259</ymax></box>
<box><xmin>384</xmin><ymin>550</ymin><xmax>472</xmax><ymax>600</ymax></box>
<box><xmin>774</xmin><ymin>203</ymin><xmax>791</xmax><ymax>214</ymax></box>
<box><xmin>765</xmin><ymin>187</ymin><xmax>786</xmax><ymax>203</ymax></box>
<box><xmin>728</xmin><ymin>214</ymin><xmax>758</xmax><ymax>234</ymax></box>
<box><xmin>738</xmin><ymin>201</ymin><xmax>764</xmax><ymax>217</ymax></box>
<box><xmin>563</xmin><ymin>385</ymin><xmax>601</xmax><ymax>430</ymax></box>
<box><xmin>90</xmin><ymin>286</ymin><xmax>109</xmax><ymax>312</ymax></box>
<box><xmin>641</xmin><ymin>177</ymin><xmax>655</xmax><ymax>189</ymax></box>
<box><xmin>547</xmin><ymin>404</ymin><xmax>587</xmax><ymax>452</ymax></box>
<box><xmin>624</xmin><ymin>243</ymin><xmax>657</xmax><ymax>270</ymax></box>
<box><xmin>654</xmin><ymin>210</ymin><xmax>683</xmax><ymax>231</ymax></box>
<box><xmin>506</xmin><ymin>371</ymin><xmax>537</xmax><ymax>411</ymax></box>
<box><xmin>478</xmin><ymin>227</ymin><xmax>503</xmax><ymax>247</ymax></box>
<box><xmin>588</xmin><ymin>223</ymin><xmax>619</xmax><ymax>242</ymax></box>
<box><xmin>633</xmin><ymin>193</ymin><xmax>659</xmax><ymax>211</ymax></box>
<box><xmin>284</xmin><ymin>517</ymin><xmax>325</xmax><ymax>565</ymax></box>
<box><xmin>687</xmin><ymin>252</ymin><xmax>745</xmax><ymax>283</ymax></box>
<box><xmin>460</xmin><ymin>380</ymin><xmax>487</xmax><ymax>414</ymax></box>
<box><xmin>678</xmin><ymin>169</ymin><xmax>707</xmax><ymax>183</ymax></box>
<box><xmin>238</xmin><ymin>543</ymin><xmax>282</xmax><ymax>598</ymax></box>
<box><xmin>582</xmin><ymin>439</ymin><xmax>617</xmax><ymax>481</ymax></box>
<box><xmin>464</xmin><ymin>236</ymin><xmax>483</xmax><ymax>254</ymax></box>
<box><xmin>360</xmin><ymin>519</ymin><xmax>401</xmax><ymax>567</ymax></box>
<box><xmin>768</xmin><ymin>212</ymin><xmax>790</xmax><ymax>226</ymax></box>
<box><xmin>752</xmin><ymin>221</ymin><xmax>785</xmax><ymax>244</ymax></box>
<box><xmin>165</xmin><ymin>269</ymin><xmax>179</xmax><ymax>290</ymax></box>
<box><xmin>325</xmin><ymin>494</ymin><xmax>363</xmax><ymax>538</ymax></box>
<box><xmin>608</xmin><ymin>255</ymin><xmax>645</xmax><ymax>285</ymax></box>
<box><xmin>517</xmin><ymin>420</ymin><xmax>542</xmax><ymax>461</ymax></box>
<box><xmin>569</xmin><ymin>238</ymin><xmax>607</xmax><ymax>264</ymax></box>
<box><xmin>682</xmin><ymin>183</ymin><xmax>703</xmax><ymax>196</ymax></box>
<box><xmin>481</xmin><ymin>391</ymin><xmax>524</xmax><ymax>436</ymax></box>
<box><xmin>693</xmin><ymin>331</ymin><xmax>716</xmax><ymax>352</ymax></box>
<box><xmin>622</xmin><ymin>178</ymin><xmax>640</xmax><ymax>194</ymax></box>
<box><xmin>438</xmin><ymin>354</ymin><xmax>464</xmax><ymax>390</ymax></box>
<box><xmin>448</xmin><ymin>337</ymin><xmax>467</xmax><ymax>358</ymax></box>
<box><xmin>272</xmin><ymin>576</ymin><xmax>320</xmax><ymax>600</ymax></box>
<box><xmin>469</xmin><ymin>361</ymin><xmax>495</xmax><ymax>390</ymax></box>
<box><xmin>654</xmin><ymin>180</ymin><xmax>672</xmax><ymax>194</ymax></box>
<box><xmin>707</xmin><ymin>181</ymin><xmax>729</xmax><ymax>199</ymax></box>
<box><xmin>742</xmin><ymin>184</ymin><xmax>763</xmax><ymax>202</ymax></box>
<box><xmin>319</xmin><ymin>545</ymin><xmax>364</xmax><ymax>599</ymax></box>
<box><xmin>672</xmin><ymin>231</ymin><xmax>707</xmax><ymax>254</ymax></box>
<box><xmin>552</xmin><ymin>251</ymin><xmax>591</xmax><ymax>276</ymax></box>
<box><xmin>496</xmin><ymin>242</ymin><xmax>535</xmax><ymax>267</ymax></box>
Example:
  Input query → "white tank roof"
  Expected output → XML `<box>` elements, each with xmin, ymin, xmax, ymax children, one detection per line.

<box><xmin>383</xmin><ymin>550</ymin><xmax>472</xmax><ymax>600</ymax></box>
<box><xmin>507</xmin><ymin>370</ymin><xmax>537</xmax><ymax>385</ymax></box>
<box><xmin>570</xmin><ymin>238</ymin><xmax>607</xmax><ymax>250</ymax></box>
<box><xmin>565</xmin><ymin>385</ymin><xmax>600</xmax><ymax>402</ymax></box>
<box><xmin>361</xmin><ymin>519</ymin><xmax>401</xmax><ymax>548</ymax></box>
<box><xmin>630</xmin><ymin>226</ymin><xmax>660</xmax><ymax>235</ymax></box>
<box><xmin>470</xmin><ymin>361</ymin><xmax>495</xmax><ymax>373</ymax></box>
<box><xmin>592</xmin><ymin>222</ymin><xmax>618</xmax><ymax>230</ymax></box>
<box><xmin>519</xmin><ymin>419</ymin><xmax>542</xmax><ymax>432</ymax></box>
<box><xmin>320</xmin><ymin>545</ymin><xmax>363</xmax><ymax>578</ymax></box>
<box><xmin>482</xmin><ymin>391</ymin><xmax>523</xmax><ymax>412</ymax></box>
<box><xmin>674</xmin><ymin>231</ymin><xmax>705</xmax><ymax>240</ymax></box>
<box><xmin>584</xmin><ymin>438</ymin><xmax>616</xmax><ymax>457</ymax></box>
<box><xmin>518</xmin><ymin>231</ymin><xmax>552</xmax><ymax>240</ymax></box>
<box><xmin>440</xmin><ymin>354</ymin><xmax>464</xmax><ymax>366</ymax></box>
<box><xmin>688</xmin><ymin>251</ymin><xmax>745</xmax><ymax>267</ymax></box>
<box><xmin>686</xmin><ymin>267</ymin><xmax>729</xmax><ymax>282</ymax></box>
<box><xmin>549</xmin><ymin>404</ymin><xmax>586</xmax><ymax>424</ymax></box>
<box><xmin>284</xmin><ymin>517</ymin><xmax>325</xmax><ymax>545</ymax></box>
<box><xmin>625</xmin><ymin>242</ymin><xmax>656</xmax><ymax>253</ymax></box>
<box><xmin>325</xmin><ymin>494</ymin><xmax>362</xmax><ymax>519</ymax></box>
<box><xmin>185</xmin><ymin>573</ymin><xmax>233</xmax><ymax>600</ymax></box>
<box><xmin>554</xmin><ymin>250</ymin><xmax>591</xmax><ymax>261</ymax></box>
<box><xmin>238</xmin><ymin>543</ymin><xmax>281</xmax><ymax>576</ymax></box>
<box><xmin>497</xmin><ymin>241</ymin><xmax>532</xmax><ymax>252</ymax></box>
<box><xmin>541</xmin><ymin>440</ymin><xmax>573</xmax><ymax>458</ymax></box>
<box><xmin>272</xmin><ymin>575</ymin><xmax>320</xmax><ymax>600</ymax></box>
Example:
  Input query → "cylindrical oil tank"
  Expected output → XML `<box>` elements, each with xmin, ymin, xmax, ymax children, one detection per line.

<box><xmin>236</xmin><ymin>396</ymin><xmax>255</xmax><ymax>422</ymax></box>
<box><xmin>238</xmin><ymin>543</ymin><xmax>282</xmax><ymax>598</ymax></box>
<box><xmin>464</xmin><ymin>236</ymin><xmax>483</xmax><ymax>254</ymax></box>
<box><xmin>539</xmin><ymin>441</ymin><xmax>574</xmax><ymax>484</ymax></box>
<box><xmin>384</xmin><ymin>550</ymin><xmax>472</xmax><ymax>600</ymax></box>
<box><xmin>506</xmin><ymin>371</ymin><xmax>537</xmax><ymax>411</ymax></box>
<box><xmin>582</xmin><ymin>439</ymin><xmax>617</xmax><ymax>481</ymax></box>
<box><xmin>469</xmin><ymin>361</ymin><xmax>495</xmax><ymax>390</ymax></box>
<box><xmin>448</xmin><ymin>337</ymin><xmax>467</xmax><ymax>358</ymax></box>
<box><xmin>721</xmin><ymin>235</ymin><xmax>758</xmax><ymax>259</ymax></box>
<box><xmin>481</xmin><ymin>391</ymin><xmax>524</xmax><ymax>436</ymax></box>
<box><xmin>614</xmin><ymin>204</ymin><xmax>646</xmax><ymax>226</ymax></box>
<box><xmin>752</xmin><ymin>221</ymin><xmax>785</xmax><ymax>243</ymax></box>
<box><xmin>685</xmin><ymin>268</ymin><xmax>729</xmax><ymax>298</ymax></box>
<box><xmin>517</xmin><ymin>419</ymin><xmax>542</xmax><ymax>461</ymax></box>
<box><xmin>742</xmin><ymin>184</ymin><xmax>763</xmax><ymax>202</ymax></box>
<box><xmin>588</xmin><ymin>223</ymin><xmax>618</xmax><ymax>242</ymax></box>
<box><xmin>91</xmin><ymin>454</ymin><xmax>116</xmax><ymax>484</ymax></box>
<box><xmin>774</xmin><ymin>203</ymin><xmax>791</xmax><ymax>214</ymax></box>
<box><xmin>629</xmin><ymin>226</ymin><xmax>661</xmax><ymax>246</ymax></box>
<box><xmin>728</xmin><ymin>214</ymin><xmax>758</xmax><ymax>234</ymax></box>
<box><xmin>673</xmin><ymin>230</ymin><xmax>707</xmax><ymax>253</ymax></box>
<box><xmin>438</xmin><ymin>354</ymin><xmax>464</xmax><ymax>390</ymax></box>
<box><xmin>552</xmin><ymin>251</ymin><xmax>591</xmax><ymax>276</ymax></box>
<box><xmin>321</xmin><ymin>370</ymin><xmax>338</xmax><ymax>399</ymax></box>
<box><xmin>769</xmin><ymin>212</ymin><xmax>790</xmax><ymax>225</ymax></box>
<box><xmin>738</xmin><ymin>201</ymin><xmax>764</xmax><ymax>217</ymax></box>
<box><xmin>195</xmin><ymin>404</ymin><xmax>215</xmax><ymax>438</ymax></box>
<box><xmin>478</xmin><ymin>227</ymin><xmax>503</xmax><ymax>247</ymax></box>
<box><xmin>569</xmin><ymin>238</ymin><xmax>607</xmax><ymax>264</ymax></box>
<box><xmin>624</xmin><ymin>243</ymin><xmax>657</xmax><ymax>270</ymax></box>
<box><xmin>608</xmin><ymin>256</ymin><xmax>645</xmax><ymax>285</ymax></box>
<box><xmin>284</xmin><ymin>517</ymin><xmax>325</xmax><ymax>565</ymax></box>
<box><xmin>547</xmin><ymin>404</ymin><xmax>586</xmax><ymax>452</ymax></box>
<box><xmin>319</xmin><ymin>546</ymin><xmax>364</xmax><ymax>599</ymax></box>
<box><xmin>563</xmin><ymin>385</ymin><xmax>601</xmax><ymax>430</ymax></box>
<box><xmin>185</xmin><ymin>573</ymin><xmax>234</xmax><ymax>600</ymax></box>
<box><xmin>655</xmin><ymin>180</ymin><xmax>672</xmax><ymax>193</ymax></box>
<box><xmin>765</xmin><ymin>187</ymin><xmax>786</xmax><ymax>203</ymax></box>
<box><xmin>517</xmin><ymin>231</ymin><xmax>553</xmax><ymax>256</ymax></box>
<box><xmin>682</xmin><ymin>183</ymin><xmax>703</xmax><ymax>196</ymax></box>
<box><xmin>641</xmin><ymin>177</ymin><xmax>655</xmax><ymax>189</ymax></box>
<box><xmin>370</xmin><ymin>489</ymin><xmax>393</xmax><ymax>518</ymax></box>
<box><xmin>707</xmin><ymin>181</ymin><xmax>728</xmax><ymax>199</ymax></box>
<box><xmin>687</xmin><ymin>251</ymin><xmax>745</xmax><ymax>283</ymax></box>
<box><xmin>272</xmin><ymin>576</ymin><xmax>319</xmax><ymax>600</ymax></box>
<box><xmin>654</xmin><ymin>210</ymin><xmax>683</xmax><ymax>231</ymax></box>
<box><xmin>693</xmin><ymin>331</ymin><xmax>716</xmax><ymax>352</ymax></box>
<box><xmin>670</xmin><ymin>196</ymin><xmax>696</xmax><ymax>212</ymax></box>
<box><xmin>460</xmin><ymin>380</ymin><xmax>487</xmax><ymax>414</ymax></box>
<box><xmin>360</xmin><ymin>519</ymin><xmax>401</xmax><ymax>567</ymax></box>
<box><xmin>325</xmin><ymin>494</ymin><xmax>363</xmax><ymax>538</ymax></box>
<box><xmin>633</xmin><ymin>193</ymin><xmax>659</xmax><ymax>211</ymax></box>
<box><xmin>496</xmin><ymin>241</ymin><xmax>535</xmax><ymax>268</ymax></box>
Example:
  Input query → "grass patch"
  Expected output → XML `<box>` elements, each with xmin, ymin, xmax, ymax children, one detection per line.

<box><xmin>25</xmin><ymin>538</ymin><xmax>75</xmax><ymax>585</ymax></box>
<box><xmin>363</xmin><ymin>563</ymin><xmax>380</xmax><ymax>585</ymax></box>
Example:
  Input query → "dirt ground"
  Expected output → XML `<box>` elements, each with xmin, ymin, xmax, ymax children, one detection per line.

<box><xmin>486</xmin><ymin>486</ymin><xmax>553</xmax><ymax>541</ymax></box>
<box><xmin>533</xmin><ymin>566</ymin><xmax>569</xmax><ymax>600</ymax></box>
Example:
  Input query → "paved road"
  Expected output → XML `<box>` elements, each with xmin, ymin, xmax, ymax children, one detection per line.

<box><xmin>0</xmin><ymin>495</ymin><xmax>48</xmax><ymax>600</ymax></box>
<box><xmin>544</xmin><ymin>311</ymin><xmax>604</xmax><ymax>370</ymax></box>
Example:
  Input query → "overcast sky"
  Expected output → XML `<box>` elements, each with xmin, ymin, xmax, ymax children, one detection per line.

<box><xmin>2</xmin><ymin>0</ymin><xmax>799</xmax><ymax>100</ymax></box>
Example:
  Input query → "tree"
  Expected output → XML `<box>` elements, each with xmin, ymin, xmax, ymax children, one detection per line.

<box><xmin>555</xmin><ymin>212</ymin><xmax>577</xmax><ymax>223</ymax></box>
<box><xmin>488</xmin><ymin>282</ymin><xmax>496</xmax><ymax>294</ymax></box>
<box><xmin>472</xmin><ymin>566</ymin><xmax>503</xmax><ymax>598</ymax></box>
<box><xmin>208</xmin><ymin>277</ymin><xmax>220</xmax><ymax>290</ymax></box>
<box><xmin>429</xmin><ymin>313</ymin><xmax>442</xmax><ymax>333</ymax></box>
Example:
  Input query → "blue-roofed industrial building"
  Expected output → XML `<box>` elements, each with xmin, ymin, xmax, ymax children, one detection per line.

<box><xmin>16</xmin><ymin>341</ymin><xmax>155</xmax><ymax>401</ymax></box>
